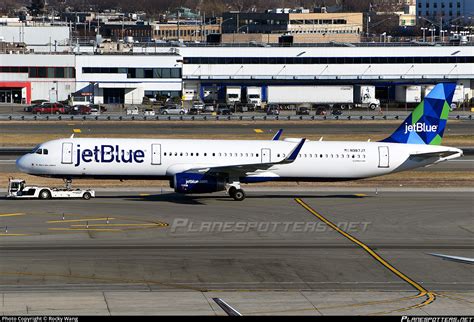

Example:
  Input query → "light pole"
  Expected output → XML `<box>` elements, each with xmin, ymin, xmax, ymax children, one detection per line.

<box><xmin>421</xmin><ymin>27</ymin><xmax>427</xmax><ymax>42</ymax></box>
<box><xmin>429</xmin><ymin>28</ymin><xmax>435</xmax><ymax>42</ymax></box>
<box><xmin>440</xmin><ymin>29</ymin><xmax>447</xmax><ymax>42</ymax></box>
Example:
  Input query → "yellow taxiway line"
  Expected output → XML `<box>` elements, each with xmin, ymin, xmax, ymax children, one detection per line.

<box><xmin>47</xmin><ymin>217</ymin><xmax>116</xmax><ymax>223</ymax></box>
<box><xmin>70</xmin><ymin>223</ymin><xmax>166</xmax><ymax>228</ymax></box>
<box><xmin>48</xmin><ymin>228</ymin><xmax>122</xmax><ymax>232</ymax></box>
<box><xmin>0</xmin><ymin>213</ymin><xmax>26</xmax><ymax>217</ymax></box>
<box><xmin>295</xmin><ymin>198</ymin><xmax>436</xmax><ymax>314</ymax></box>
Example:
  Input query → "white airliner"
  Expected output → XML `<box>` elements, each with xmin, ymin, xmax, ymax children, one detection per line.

<box><xmin>16</xmin><ymin>83</ymin><xmax>462</xmax><ymax>201</ymax></box>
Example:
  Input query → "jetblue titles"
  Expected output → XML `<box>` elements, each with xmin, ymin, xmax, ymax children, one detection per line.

<box><xmin>404</xmin><ymin>123</ymin><xmax>438</xmax><ymax>135</ymax></box>
<box><xmin>74</xmin><ymin>145</ymin><xmax>145</xmax><ymax>167</ymax></box>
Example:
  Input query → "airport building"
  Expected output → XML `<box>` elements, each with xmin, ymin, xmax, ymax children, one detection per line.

<box><xmin>0</xmin><ymin>43</ymin><xmax>473</xmax><ymax>105</ymax></box>
<box><xmin>416</xmin><ymin>0</ymin><xmax>474</xmax><ymax>24</ymax></box>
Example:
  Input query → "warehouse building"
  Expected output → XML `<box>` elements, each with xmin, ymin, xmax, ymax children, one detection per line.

<box><xmin>0</xmin><ymin>43</ymin><xmax>472</xmax><ymax>105</ymax></box>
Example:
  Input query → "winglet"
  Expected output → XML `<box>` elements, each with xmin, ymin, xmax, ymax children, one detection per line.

<box><xmin>285</xmin><ymin>138</ymin><xmax>306</xmax><ymax>163</ymax></box>
<box><xmin>272</xmin><ymin>129</ymin><xmax>283</xmax><ymax>141</ymax></box>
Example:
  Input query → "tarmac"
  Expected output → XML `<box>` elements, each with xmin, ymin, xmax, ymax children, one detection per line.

<box><xmin>0</xmin><ymin>189</ymin><xmax>473</xmax><ymax>315</ymax></box>
<box><xmin>0</xmin><ymin>120</ymin><xmax>472</xmax><ymax>137</ymax></box>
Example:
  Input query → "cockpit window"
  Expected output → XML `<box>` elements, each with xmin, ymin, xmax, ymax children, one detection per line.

<box><xmin>35</xmin><ymin>149</ymin><xmax>43</xmax><ymax>155</ymax></box>
<box><xmin>31</xmin><ymin>145</ymin><xmax>40</xmax><ymax>153</ymax></box>
<box><xmin>43</xmin><ymin>149</ymin><xmax>48</xmax><ymax>155</ymax></box>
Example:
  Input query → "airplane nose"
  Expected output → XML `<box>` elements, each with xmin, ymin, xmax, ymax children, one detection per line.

<box><xmin>16</xmin><ymin>155</ymin><xmax>29</xmax><ymax>173</ymax></box>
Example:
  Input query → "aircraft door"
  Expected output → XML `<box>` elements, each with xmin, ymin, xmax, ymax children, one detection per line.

<box><xmin>378</xmin><ymin>146</ymin><xmax>389</xmax><ymax>168</ymax></box>
<box><xmin>61</xmin><ymin>142</ymin><xmax>73</xmax><ymax>164</ymax></box>
<box><xmin>261</xmin><ymin>148</ymin><xmax>271</xmax><ymax>163</ymax></box>
<box><xmin>151</xmin><ymin>144</ymin><xmax>161</xmax><ymax>165</ymax></box>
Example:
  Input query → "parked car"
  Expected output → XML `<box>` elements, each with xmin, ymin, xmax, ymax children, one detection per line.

<box><xmin>24</xmin><ymin>103</ymin><xmax>41</xmax><ymax>112</ymax></box>
<box><xmin>192</xmin><ymin>101</ymin><xmax>204</xmax><ymax>110</ymax></box>
<box><xmin>160</xmin><ymin>104</ymin><xmax>187</xmax><ymax>115</ymax></box>
<box><xmin>296</xmin><ymin>106</ymin><xmax>310</xmax><ymax>115</ymax></box>
<box><xmin>143</xmin><ymin>108</ymin><xmax>156</xmax><ymax>116</ymax></box>
<box><xmin>203</xmin><ymin>104</ymin><xmax>215</xmax><ymax>113</ymax></box>
<box><xmin>69</xmin><ymin>105</ymin><xmax>91</xmax><ymax>115</ymax></box>
<box><xmin>246</xmin><ymin>103</ymin><xmax>256</xmax><ymax>112</ymax></box>
<box><xmin>126</xmin><ymin>106</ymin><xmax>139</xmax><ymax>115</ymax></box>
<box><xmin>89</xmin><ymin>104</ymin><xmax>107</xmax><ymax>112</ymax></box>
<box><xmin>266</xmin><ymin>104</ymin><xmax>280</xmax><ymax>115</ymax></box>
<box><xmin>315</xmin><ymin>106</ymin><xmax>328</xmax><ymax>115</ymax></box>
<box><xmin>32</xmin><ymin>103</ymin><xmax>66</xmax><ymax>115</ymax></box>
<box><xmin>331</xmin><ymin>107</ymin><xmax>343</xmax><ymax>116</ymax></box>
<box><xmin>216</xmin><ymin>104</ymin><xmax>232</xmax><ymax>115</ymax></box>
<box><xmin>188</xmin><ymin>107</ymin><xmax>200</xmax><ymax>115</ymax></box>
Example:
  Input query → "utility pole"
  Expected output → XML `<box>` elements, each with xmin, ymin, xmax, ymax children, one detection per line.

<box><xmin>177</xmin><ymin>9</ymin><xmax>180</xmax><ymax>41</ymax></box>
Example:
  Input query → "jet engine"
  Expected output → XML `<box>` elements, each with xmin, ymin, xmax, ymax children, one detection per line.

<box><xmin>173</xmin><ymin>172</ymin><xmax>226</xmax><ymax>194</ymax></box>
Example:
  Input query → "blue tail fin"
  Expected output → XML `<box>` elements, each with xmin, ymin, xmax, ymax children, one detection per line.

<box><xmin>381</xmin><ymin>83</ymin><xmax>456</xmax><ymax>145</ymax></box>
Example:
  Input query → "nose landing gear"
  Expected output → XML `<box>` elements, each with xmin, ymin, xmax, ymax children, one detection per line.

<box><xmin>227</xmin><ymin>182</ymin><xmax>246</xmax><ymax>201</ymax></box>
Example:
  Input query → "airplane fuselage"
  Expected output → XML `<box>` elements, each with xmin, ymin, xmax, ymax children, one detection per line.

<box><xmin>16</xmin><ymin>138</ymin><xmax>462</xmax><ymax>182</ymax></box>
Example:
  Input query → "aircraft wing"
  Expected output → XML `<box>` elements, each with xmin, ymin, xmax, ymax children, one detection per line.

<box><xmin>428</xmin><ymin>253</ymin><xmax>474</xmax><ymax>265</ymax></box>
<box><xmin>183</xmin><ymin>138</ymin><xmax>305</xmax><ymax>176</ymax></box>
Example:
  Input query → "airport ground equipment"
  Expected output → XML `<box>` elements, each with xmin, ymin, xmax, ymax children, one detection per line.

<box><xmin>6</xmin><ymin>178</ymin><xmax>95</xmax><ymax>200</ymax></box>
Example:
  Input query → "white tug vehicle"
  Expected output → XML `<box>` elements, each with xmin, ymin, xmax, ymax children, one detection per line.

<box><xmin>6</xmin><ymin>178</ymin><xmax>95</xmax><ymax>200</ymax></box>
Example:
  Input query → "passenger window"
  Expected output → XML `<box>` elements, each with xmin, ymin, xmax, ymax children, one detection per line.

<box><xmin>256</xmin><ymin>154</ymin><xmax>259</xmax><ymax>157</ymax></box>
<box><xmin>43</xmin><ymin>149</ymin><xmax>48</xmax><ymax>155</ymax></box>
<box><xmin>164</xmin><ymin>152</ymin><xmax>167</xmax><ymax>156</ymax></box>
<box><xmin>180</xmin><ymin>153</ymin><xmax>183</xmax><ymax>156</ymax></box>
<box><xmin>212</xmin><ymin>153</ymin><xmax>215</xmax><ymax>156</ymax></box>
<box><xmin>277</xmin><ymin>154</ymin><xmax>280</xmax><ymax>157</ymax></box>
<box><xmin>204</xmin><ymin>153</ymin><xmax>207</xmax><ymax>156</ymax></box>
<box><xmin>320</xmin><ymin>154</ymin><xmax>323</xmax><ymax>158</ymax></box>
<box><xmin>174</xmin><ymin>152</ymin><xmax>177</xmax><ymax>156</ymax></box>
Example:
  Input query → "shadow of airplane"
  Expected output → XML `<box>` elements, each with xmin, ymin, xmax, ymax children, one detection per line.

<box><xmin>95</xmin><ymin>193</ymin><xmax>370</xmax><ymax>205</ymax></box>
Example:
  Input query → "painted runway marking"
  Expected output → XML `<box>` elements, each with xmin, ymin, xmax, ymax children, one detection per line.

<box><xmin>70</xmin><ymin>223</ymin><xmax>166</xmax><ymax>227</ymax></box>
<box><xmin>0</xmin><ymin>213</ymin><xmax>26</xmax><ymax>217</ymax></box>
<box><xmin>73</xmin><ymin>128</ymin><xmax>82</xmax><ymax>133</ymax></box>
<box><xmin>48</xmin><ymin>228</ymin><xmax>122</xmax><ymax>232</ymax></box>
<box><xmin>295</xmin><ymin>198</ymin><xmax>436</xmax><ymax>314</ymax></box>
<box><xmin>0</xmin><ymin>233</ymin><xmax>30</xmax><ymax>236</ymax></box>
<box><xmin>254</xmin><ymin>129</ymin><xmax>263</xmax><ymax>133</ymax></box>
<box><xmin>47</xmin><ymin>217</ymin><xmax>116</xmax><ymax>223</ymax></box>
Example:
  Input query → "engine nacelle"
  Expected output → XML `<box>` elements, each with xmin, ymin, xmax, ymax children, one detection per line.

<box><xmin>173</xmin><ymin>173</ymin><xmax>226</xmax><ymax>194</ymax></box>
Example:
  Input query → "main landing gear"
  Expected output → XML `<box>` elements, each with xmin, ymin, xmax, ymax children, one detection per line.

<box><xmin>227</xmin><ymin>182</ymin><xmax>246</xmax><ymax>201</ymax></box>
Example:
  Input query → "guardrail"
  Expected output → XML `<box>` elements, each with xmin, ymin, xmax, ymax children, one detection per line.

<box><xmin>0</xmin><ymin>114</ymin><xmax>472</xmax><ymax>122</ymax></box>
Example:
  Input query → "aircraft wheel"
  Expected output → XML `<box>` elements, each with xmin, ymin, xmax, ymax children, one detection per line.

<box><xmin>39</xmin><ymin>189</ymin><xmax>51</xmax><ymax>200</ymax></box>
<box><xmin>228</xmin><ymin>186</ymin><xmax>237</xmax><ymax>198</ymax></box>
<box><xmin>83</xmin><ymin>192</ymin><xmax>91</xmax><ymax>200</ymax></box>
<box><xmin>232</xmin><ymin>189</ymin><xmax>245</xmax><ymax>201</ymax></box>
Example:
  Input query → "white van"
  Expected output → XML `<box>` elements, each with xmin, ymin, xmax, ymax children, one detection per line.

<box><xmin>70</xmin><ymin>96</ymin><xmax>91</xmax><ymax>106</ymax></box>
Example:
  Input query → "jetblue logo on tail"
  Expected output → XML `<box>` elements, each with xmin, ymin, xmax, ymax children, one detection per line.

<box><xmin>404</xmin><ymin>123</ymin><xmax>438</xmax><ymax>135</ymax></box>
<box><xmin>381</xmin><ymin>83</ymin><xmax>456</xmax><ymax>145</ymax></box>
